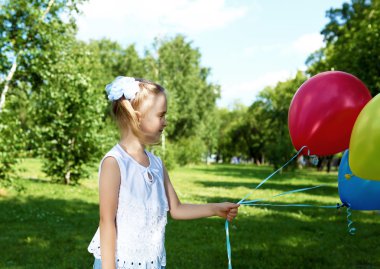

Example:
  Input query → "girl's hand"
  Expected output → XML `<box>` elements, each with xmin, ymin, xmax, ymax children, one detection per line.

<box><xmin>214</xmin><ymin>202</ymin><xmax>240</xmax><ymax>222</ymax></box>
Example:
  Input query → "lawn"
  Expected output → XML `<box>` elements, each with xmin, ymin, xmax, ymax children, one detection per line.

<box><xmin>0</xmin><ymin>158</ymin><xmax>379</xmax><ymax>269</ymax></box>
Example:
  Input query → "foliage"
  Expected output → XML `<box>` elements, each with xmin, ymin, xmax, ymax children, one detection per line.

<box><xmin>173</xmin><ymin>136</ymin><xmax>207</xmax><ymax>166</ymax></box>
<box><xmin>0</xmin><ymin>0</ymin><xmax>87</xmax><ymax>183</ymax></box>
<box><xmin>142</xmin><ymin>35</ymin><xmax>220</xmax><ymax>166</ymax></box>
<box><xmin>31</xmin><ymin>38</ymin><xmax>108</xmax><ymax>184</ymax></box>
<box><xmin>306</xmin><ymin>0</ymin><xmax>380</xmax><ymax>95</ymax></box>
<box><xmin>0</xmin><ymin>104</ymin><xmax>25</xmax><ymax>183</ymax></box>
<box><xmin>254</xmin><ymin>71</ymin><xmax>307</xmax><ymax>168</ymax></box>
<box><xmin>147</xmin><ymin>134</ymin><xmax>178</xmax><ymax>171</ymax></box>
<box><xmin>0</xmin><ymin>0</ymin><xmax>86</xmax><ymax>92</ymax></box>
<box><xmin>215</xmin><ymin>102</ymin><xmax>251</xmax><ymax>163</ymax></box>
<box><xmin>198</xmin><ymin>106</ymin><xmax>221</xmax><ymax>162</ymax></box>
<box><xmin>146</xmin><ymin>35</ymin><xmax>220</xmax><ymax>141</ymax></box>
<box><xmin>87</xmin><ymin>39</ymin><xmax>146</xmax><ymax>80</ymax></box>
<box><xmin>216</xmin><ymin>72</ymin><xmax>307</xmax><ymax>168</ymax></box>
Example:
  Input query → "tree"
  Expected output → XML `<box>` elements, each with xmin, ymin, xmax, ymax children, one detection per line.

<box><xmin>215</xmin><ymin>102</ymin><xmax>250</xmax><ymax>163</ymax></box>
<box><xmin>0</xmin><ymin>0</ymin><xmax>86</xmax><ymax>182</ymax></box>
<box><xmin>0</xmin><ymin>101</ymin><xmax>26</xmax><ymax>185</ymax></box>
<box><xmin>253</xmin><ymin>71</ymin><xmax>307</xmax><ymax>168</ymax></box>
<box><xmin>145</xmin><ymin>35</ymin><xmax>220</xmax><ymax>141</ymax></box>
<box><xmin>306</xmin><ymin>0</ymin><xmax>380</xmax><ymax>96</ymax></box>
<box><xmin>32</xmin><ymin>38</ymin><xmax>107</xmax><ymax>184</ymax></box>
<box><xmin>87</xmin><ymin>39</ymin><xmax>146</xmax><ymax>80</ymax></box>
<box><xmin>145</xmin><ymin>35</ymin><xmax>220</xmax><ymax>165</ymax></box>
<box><xmin>0</xmin><ymin>0</ymin><xmax>87</xmax><ymax>112</ymax></box>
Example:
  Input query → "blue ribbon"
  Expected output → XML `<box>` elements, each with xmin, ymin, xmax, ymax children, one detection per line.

<box><xmin>345</xmin><ymin>204</ymin><xmax>356</xmax><ymax>235</ymax></box>
<box><xmin>240</xmin><ymin>185</ymin><xmax>325</xmax><ymax>205</ymax></box>
<box><xmin>226</xmin><ymin>146</ymin><xmax>310</xmax><ymax>268</ymax></box>
<box><xmin>237</xmin><ymin>146</ymin><xmax>309</xmax><ymax>205</ymax></box>
<box><xmin>224</xmin><ymin>146</ymin><xmax>355</xmax><ymax>268</ymax></box>
<box><xmin>243</xmin><ymin>203</ymin><xmax>339</xmax><ymax>209</ymax></box>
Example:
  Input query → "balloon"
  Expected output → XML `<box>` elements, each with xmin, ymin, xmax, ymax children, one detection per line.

<box><xmin>349</xmin><ymin>94</ymin><xmax>380</xmax><ymax>180</ymax></box>
<box><xmin>288</xmin><ymin>71</ymin><xmax>371</xmax><ymax>156</ymax></box>
<box><xmin>338</xmin><ymin>150</ymin><xmax>380</xmax><ymax>210</ymax></box>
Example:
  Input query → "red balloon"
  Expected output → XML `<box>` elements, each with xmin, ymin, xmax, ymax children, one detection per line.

<box><xmin>288</xmin><ymin>71</ymin><xmax>371</xmax><ymax>156</ymax></box>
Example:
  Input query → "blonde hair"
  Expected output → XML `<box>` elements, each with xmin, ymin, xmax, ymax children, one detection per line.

<box><xmin>110</xmin><ymin>78</ymin><xmax>166</xmax><ymax>143</ymax></box>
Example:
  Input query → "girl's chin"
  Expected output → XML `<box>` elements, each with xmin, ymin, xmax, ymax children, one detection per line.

<box><xmin>145</xmin><ymin>134</ymin><xmax>162</xmax><ymax>145</ymax></box>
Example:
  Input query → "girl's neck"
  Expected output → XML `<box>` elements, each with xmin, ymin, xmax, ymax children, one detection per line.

<box><xmin>119</xmin><ymin>131</ymin><xmax>145</xmax><ymax>155</ymax></box>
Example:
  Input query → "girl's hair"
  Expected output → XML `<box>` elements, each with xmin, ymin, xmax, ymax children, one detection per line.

<box><xmin>111</xmin><ymin>78</ymin><xmax>166</xmax><ymax>143</ymax></box>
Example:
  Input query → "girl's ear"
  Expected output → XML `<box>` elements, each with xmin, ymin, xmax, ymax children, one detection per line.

<box><xmin>135</xmin><ymin>110</ymin><xmax>142</xmax><ymax>124</ymax></box>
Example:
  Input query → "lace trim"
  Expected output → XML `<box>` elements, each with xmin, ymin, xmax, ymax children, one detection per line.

<box><xmin>89</xmin><ymin>241</ymin><xmax>166</xmax><ymax>269</ymax></box>
<box><xmin>88</xmin><ymin>204</ymin><xmax>168</xmax><ymax>267</ymax></box>
<box><xmin>91</xmin><ymin>255</ymin><xmax>166</xmax><ymax>269</ymax></box>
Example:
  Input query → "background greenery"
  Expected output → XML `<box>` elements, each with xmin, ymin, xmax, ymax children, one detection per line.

<box><xmin>1</xmin><ymin>0</ymin><xmax>380</xmax><ymax>268</ymax></box>
<box><xmin>1</xmin><ymin>0</ymin><xmax>380</xmax><ymax>184</ymax></box>
<box><xmin>1</xmin><ymin>159</ymin><xmax>379</xmax><ymax>269</ymax></box>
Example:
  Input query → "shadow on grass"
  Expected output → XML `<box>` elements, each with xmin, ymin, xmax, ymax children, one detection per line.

<box><xmin>166</xmin><ymin>207</ymin><xmax>380</xmax><ymax>269</ymax></box>
<box><xmin>192</xmin><ymin>164</ymin><xmax>338</xmax><ymax>183</ymax></box>
<box><xmin>192</xmin><ymin>164</ymin><xmax>276</xmax><ymax>180</ymax></box>
<box><xmin>195</xmin><ymin>180</ymin><xmax>339</xmax><ymax>198</ymax></box>
<box><xmin>167</xmin><ymin>204</ymin><xmax>380</xmax><ymax>269</ymax></box>
<box><xmin>0</xmin><ymin>196</ymin><xmax>99</xmax><ymax>269</ymax></box>
<box><xmin>2</xmin><ymin>165</ymin><xmax>378</xmax><ymax>269</ymax></box>
<box><xmin>1</xmin><ymin>194</ymin><xmax>379</xmax><ymax>269</ymax></box>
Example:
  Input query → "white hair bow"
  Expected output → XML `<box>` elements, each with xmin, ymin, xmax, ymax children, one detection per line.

<box><xmin>105</xmin><ymin>76</ymin><xmax>140</xmax><ymax>101</ymax></box>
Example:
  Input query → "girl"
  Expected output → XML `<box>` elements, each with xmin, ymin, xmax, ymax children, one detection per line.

<box><xmin>88</xmin><ymin>76</ymin><xmax>239</xmax><ymax>269</ymax></box>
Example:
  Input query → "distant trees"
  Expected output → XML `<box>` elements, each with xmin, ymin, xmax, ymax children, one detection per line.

<box><xmin>215</xmin><ymin>72</ymin><xmax>307</xmax><ymax>168</ymax></box>
<box><xmin>307</xmin><ymin>0</ymin><xmax>380</xmax><ymax>95</ymax></box>
<box><xmin>219</xmin><ymin>0</ymin><xmax>380</xmax><ymax>168</ymax></box>
<box><xmin>144</xmin><ymin>36</ymin><xmax>220</xmax><ymax>166</ymax></box>
<box><xmin>0</xmin><ymin>0</ymin><xmax>219</xmax><ymax>184</ymax></box>
<box><xmin>1</xmin><ymin>0</ymin><xmax>379</xmax><ymax>184</ymax></box>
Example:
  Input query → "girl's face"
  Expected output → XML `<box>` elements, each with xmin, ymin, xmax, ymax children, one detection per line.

<box><xmin>139</xmin><ymin>92</ymin><xmax>167</xmax><ymax>144</ymax></box>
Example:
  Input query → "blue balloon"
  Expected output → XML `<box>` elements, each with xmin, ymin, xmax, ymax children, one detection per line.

<box><xmin>338</xmin><ymin>150</ymin><xmax>380</xmax><ymax>210</ymax></box>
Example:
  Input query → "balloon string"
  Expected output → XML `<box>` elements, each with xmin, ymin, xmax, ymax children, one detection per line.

<box><xmin>225</xmin><ymin>145</ymin><xmax>320</xmax><ymax>269</ymax></box>
<box><xmin>226</xmin><ymin>184</ymin><xmax>323</xmax><ymax>269</ymax></box>
<box><xmin>240</xmin><ymin>185</ymin><xmax>325</xmax><ymax>205</ymax></box>
<box><xmin>225</xmin><ymin>200</ymin><xmax>354</xmax><ymax>269</ymax></box>
<box><xmin>345</xmin><ymin>204</ymin><xmax>356</xmax><ymax>235</ymax></box>
<box><xmin>238</xmin><ymin>146</ymin><xmax>310</xmax><ymax>204</ymax></box>
<box><xmin>243</xmin><ymin>203</ymin><xmax>339</xmax><ymax>208</ymax></box>
<box><xmin>225</xmin><ymin>221</ymin><xmax>232</xmax><ymax>269</ymax></box>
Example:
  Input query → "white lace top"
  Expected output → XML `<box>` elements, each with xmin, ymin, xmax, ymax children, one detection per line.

<box><xmin>88</xmin><ymin>143</ymin><xmax>169</xmax><ymax>269</ymax></box>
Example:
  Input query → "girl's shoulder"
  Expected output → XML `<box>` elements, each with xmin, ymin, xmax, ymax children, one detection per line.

<box><xmin>99</xmin><ymin>144</ymin><xmax>123</xmax><ymax>164</ymax></box>
<box><xmin>97</xmin><ymin>144</ymin><xmax>122</xmax><ymax>168</ymax></box>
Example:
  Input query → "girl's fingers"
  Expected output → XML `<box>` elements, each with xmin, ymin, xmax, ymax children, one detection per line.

<box><xmin>227</xmin><ymin>212</ymin><xmax>237</xmax><ymax>218</ymax></box>
<box><xmin>228</xmin><ymin>203</ymin><xmax>240</xmax><ymax>209</ymax></box>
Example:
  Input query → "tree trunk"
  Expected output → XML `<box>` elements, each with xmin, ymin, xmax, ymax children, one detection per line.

<box><xmin>65</xmin><ymin>170</ymin><xmax>71</xmax><ymax>185</ymax></box>
<box><xmin>64</xmin><ymin>137</ymin><xmax>75</xmax><ymax>185</ymax></box>
<box><xmin>0</xmin><ymin>0</ymin><xmax>55</xmax><ymax>113</ymax></box>
<box><xmin>0</xmin><ymin>56</ymin><xmax>18</xmax><ymax>113</ymax></box>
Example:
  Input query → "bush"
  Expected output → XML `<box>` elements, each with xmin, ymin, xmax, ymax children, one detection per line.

<box><xmin>173</xmin><ymin>136</ymin><xmax>207</xmax><ymax>166</ymax></box>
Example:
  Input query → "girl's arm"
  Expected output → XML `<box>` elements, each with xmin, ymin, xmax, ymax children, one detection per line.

<box><xmin>163</xmin><ymin>163</ymin><xmax>239</xmax><ymax>222</ymax></box>
<box><xmin>99</xmin><ymin>157</ymin><xmax>120</xmax><ymax>269</ymax></box>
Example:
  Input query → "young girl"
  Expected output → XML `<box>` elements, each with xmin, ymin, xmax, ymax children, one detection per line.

<box><xmin>87</xmin><ymin>76</ymin><xmax>239</xmax><ymax>269</ymax></box>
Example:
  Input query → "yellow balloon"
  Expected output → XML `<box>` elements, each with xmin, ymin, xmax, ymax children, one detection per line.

<box><xmin>349</xmin><ymin>94</ymin><xmax>380</xmax><ymax>181</ymax></box>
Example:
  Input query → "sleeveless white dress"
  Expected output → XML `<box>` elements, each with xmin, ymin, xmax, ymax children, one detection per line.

<box><xmin>88</xmin><ymin>143</ymin><xmax>169</xmax><ymax>269</ymax></box>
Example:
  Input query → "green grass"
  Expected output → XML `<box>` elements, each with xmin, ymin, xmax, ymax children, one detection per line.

<box><xmin>1</xmin><ymin>159</ymin><xmax>379</xmax><ymax>269</ymax></box>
